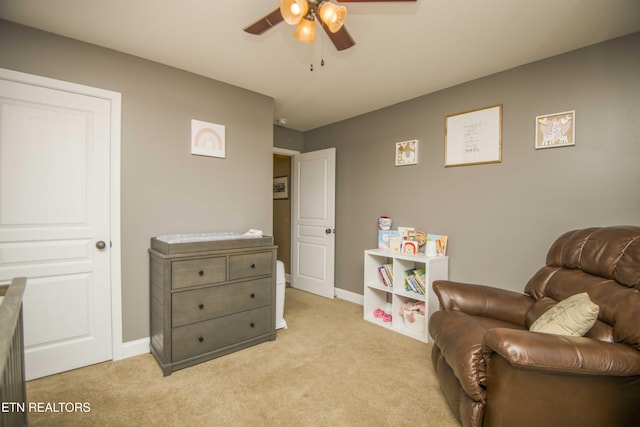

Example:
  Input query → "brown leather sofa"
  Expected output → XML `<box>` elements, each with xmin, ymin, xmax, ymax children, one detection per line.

<box><xmin>428</xmin><ymin>226</ymin><xmax>640</xmax><ymax>427</ymax></box>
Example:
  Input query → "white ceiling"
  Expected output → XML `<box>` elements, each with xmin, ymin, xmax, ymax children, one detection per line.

<box><xmin>1</xmin><ymin>0</ymin><xmax>639</xmax><ymax>131</ymax></box>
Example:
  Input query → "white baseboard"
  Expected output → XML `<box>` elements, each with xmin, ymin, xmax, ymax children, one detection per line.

<box><xmin>115</xmin><ymin>337</ymin><xmax>150</xmax><ymax>360</ymax></box>
<box><xmin>335</xmin><ymin>287</ymin><xmax>363</xmax><ymax>305</ymax></box>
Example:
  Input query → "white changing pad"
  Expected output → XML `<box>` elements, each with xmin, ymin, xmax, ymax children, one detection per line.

<box><xmin>156</xmin><ymin>230</ymin><xmax>262</xmax><ymax>244</ymax></box>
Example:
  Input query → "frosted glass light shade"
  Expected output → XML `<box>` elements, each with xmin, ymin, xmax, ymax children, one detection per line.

<box><xmin>280</xmin><ymin>0</ymin><xmax>309</xmax><ymax>25</ymax></box>
<box><xmin>294</xmin><ymin>16</ymin><xmax>316</xmax><ymax>43</ymax></box>
<box><xmin>318</xmin><ymin>2</ymin><xmax>347</xmax><ymax>33</ymax></box>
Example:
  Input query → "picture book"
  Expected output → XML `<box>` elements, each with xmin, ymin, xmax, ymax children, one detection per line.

<box><xmin>404</xmin><ymin>268</ymin><xmax>426</xmax><ymax>295</ymax></box>
<box><xmin>427</xmin><ymin>234</ymin><xmax>448</xmax><ymax>256</ymax></box>
<box><xmin>378</xmin><ymin>230</ymin><xmax>401</xmax><ymax>252</ymax></box>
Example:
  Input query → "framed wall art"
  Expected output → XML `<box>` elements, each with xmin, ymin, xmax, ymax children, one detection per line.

<box><xmin>535</xmin><ymin>110</ymin><xmax>575</xmax><ymax>149</ymax></box>
<box><xmin>445</xmin><ymin>104</ymin><xmax>502</xmax><ymax>167</ymax></box>
<box><xmin>191</xmin><ymin>119</ymin><xmax>225</xmax><ymax>158</ymax></box>
<box><xmin>273</xmin><ymin>176</ymin><xmax>289</xmax><ymax>199</ymax></box>
<box><xmin>395</xmin><ymin>139</ymin><xmax>418</xmax><ymax>166</ymax></box>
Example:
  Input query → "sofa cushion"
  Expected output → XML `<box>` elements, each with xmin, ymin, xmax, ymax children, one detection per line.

<box><xmin>529</xmin><ymin>292</ymin><xmax>599</xmax><ymax>336</ymax></box>
<box><xmin>429</xmin><ymin>310</ymin><xmax>525</xmax><ymax>403</ymax></box>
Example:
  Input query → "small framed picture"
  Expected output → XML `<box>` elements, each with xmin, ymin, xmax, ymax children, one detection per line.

<box><xmin>191</xmin><ymin>119</ymin><xmax>225</xmax><ymax>158</ymax></box>
<box><xmin>273</xmin><ymin>176</ymin><xmax>289</xmax><ymax>199</ymax></box>
<box><xmin>395</xmin><ymin>139</ymin><xmax>418</xmax><ymax>166</ymax></box>
<box><xmin>535</xmin><ymin>111</ymin><xmax>575</xmax><ymax>149</ymax></box>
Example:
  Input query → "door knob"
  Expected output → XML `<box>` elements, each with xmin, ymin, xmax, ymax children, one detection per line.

<box><xmin>96</xmin><ymin>241</ymin><xmax>106</xmax><ymax>250</ymax></box>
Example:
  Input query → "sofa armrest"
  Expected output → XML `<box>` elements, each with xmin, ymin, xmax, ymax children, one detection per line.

<box><xmin>483</xmin><ymin>328</ymin><xmax>640</xmax><ymax>376</ymax></box>
<box><xmin>433</xmin><ymin>280</ymin><xmax>534</xmax><ymax>326</ymax></box>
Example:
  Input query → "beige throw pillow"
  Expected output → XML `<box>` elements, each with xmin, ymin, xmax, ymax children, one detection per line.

<box><xmin>529</xmin><ymin>292</ymin><xmax>599</xmax><ymax>336</ymax></box>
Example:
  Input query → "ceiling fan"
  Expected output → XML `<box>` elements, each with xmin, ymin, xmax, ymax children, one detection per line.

<box><xmin>244</xmin><ymin>0</ymin><xmax>417</xmax><ymax>51</ymax></box>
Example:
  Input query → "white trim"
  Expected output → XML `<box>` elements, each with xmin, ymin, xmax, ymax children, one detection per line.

<box><xmin>273</xmin><ymin>147</ymin><xmax>300</xmax><ymax>156</ymax></box>
<box><xmin>273</xmin><ymin>147</ymin><xmax>299</xmax><ymax>284</ymax></box>
<box><xmin>335</xmin><ymin>287</ymin><xmax>364</xmax><ymax>305</ymax></box>
<box><xmin>120</xmin><ymin>337</ymin><xmax>151</xmax><ymax>360</ymax></box>
<box><xmin>108</xmin><ymin>92</ymin><xmax>123</xmax><ymax>360</ymax></box>
<box><xmin>0</xmin><ymin>68</ymin><xmax>124</xmax><ymax>362</ymax></box>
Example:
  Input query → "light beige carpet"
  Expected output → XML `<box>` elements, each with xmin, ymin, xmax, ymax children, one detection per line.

<box><xmin>26</xmin><ymin>288</ymin><xmax>459</xmax><ymax>426</ymax></box>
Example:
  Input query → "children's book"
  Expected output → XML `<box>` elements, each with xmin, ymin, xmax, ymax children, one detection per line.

<box><xmin>427</xmin><ymin>234</ymin><xmax>448</xmax><ymax>256</ymax></box>
<box><xmin>377</xmin><ymin>264</ymin><xmax>393</xmax><ymax>287</ymax></box>
<box><xmin>378</xmin><ymin>230</ymin><xmax>401</xmax><ymax>251</ymax></box>
<box><xmin>404</xmin><ymin>268</ymin><xmax>425</xmax><ymax>295</ymax></box>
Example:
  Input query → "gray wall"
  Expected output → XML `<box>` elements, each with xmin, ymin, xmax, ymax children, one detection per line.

<box><xmin>274</xmin><ymin>125</ymin><xmax>304</xmax><ymax>152</ymax></box>
<box><xmin>304</xmin><ymin>32</ymin><xmax>640</xmax><ymax>295</ymax></box>
<box><xmin>0</xmin><ymin>20</ymin><xmax>275</xmax><ymax>342</ymax></box>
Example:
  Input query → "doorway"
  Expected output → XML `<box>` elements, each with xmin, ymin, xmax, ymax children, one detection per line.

<box><xmin>273</xmin><ymin>147</ymin><xmax>336</xmax><ymax>298</ymax></box>
<box><xmin>273</xmin><ymin>152</ymin><xmax>293</xmax><ymax>282</ymax></box>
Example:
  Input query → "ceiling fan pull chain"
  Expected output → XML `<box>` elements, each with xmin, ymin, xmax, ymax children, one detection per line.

<box><xmin>321</xmin><ymin>22</ymin><xmax>326</xmax><ymax>67</ymax></box>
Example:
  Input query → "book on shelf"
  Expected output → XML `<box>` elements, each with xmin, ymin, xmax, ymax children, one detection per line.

<box><xmin>404</xmin><ymin>268</ymin><xmax>425</xmax><ymax>295</ymax></box>
<box><xmin>397</xmin><ymin>226</ymin><xmax>416</xmax><ymax>239</ymax></box>
<box><xmin>377</xmin><ymin>264</ymin><xmax>393</xmax><ymax>287</ymax></box>
<box><xmin>401</xmin><ymin>240</ymin><xmax>418</xmax><ymax>254</ymax></box>
<box><xmin>378</xmin><ymin>230</ymin><xmax>401</xmax><ymax>252</ymax></box>
<box><xmin>427</xmin><ymin>234</ymin><xmax>448</xmax><ymax>256</ymax></box>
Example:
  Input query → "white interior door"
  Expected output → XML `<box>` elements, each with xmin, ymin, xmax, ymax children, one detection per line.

<box><xmin>0</xmin><ymin>74</ymin><xmax>113</xmax><ymax>380</ymax></box>
<box><xmin>292</xmin><ymin>148</ymin><xmax>336</xmax><ymax>299</ymax></box>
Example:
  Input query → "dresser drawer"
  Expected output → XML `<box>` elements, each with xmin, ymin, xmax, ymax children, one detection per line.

<box><xmin>229</xmin><ymin>251</ymin><xmax>272</xmax><ymax>280</ymax></box>
<box><xmin>171</xmin><ymin>277</ymin><xmax>272</xmax><ymax>327</ymax></box>
<box><xmin>172</xmin><ymin>305</ymin><xmax>272</xmax><ymax>362</ymax></box>
<box><xmin>172</xmin><ymin>257</ymin><xmax>226</xmax><ymax>289</ymax></box>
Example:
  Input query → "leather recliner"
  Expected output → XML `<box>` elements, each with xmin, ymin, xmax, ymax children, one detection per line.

<box><xmin>428</xmin><ymin>226</ymin><xmax>640</xmax><ymax>427</ymax></box>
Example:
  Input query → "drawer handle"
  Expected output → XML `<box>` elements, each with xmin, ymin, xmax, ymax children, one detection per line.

<box><xmin>198</xmin><ymin>303</ymin><xmax>204</xmax><ymax>310</ymax></box>
<box><xmin>198</xmin><ymin>336</ymin><xmax>204</xmax><ymax>343</ymax></box>
<box><xmin>250</xmin><ymin>322</ymin><xmax>255</xmax><ymax>328</ymax></box>
<box><xmin>198</xmin><ymin>270</ymin><xmax>204</xmax><ymax>276</ymax></box>
<box><xmin>250</xmin><ymin>293</ymin><xmax>255</xmax><ymax>299</ymax></box>
<box><xmin>250</xmin><ymin>263</ymin><xmax>256</xmax><ymax>269</ymax></box>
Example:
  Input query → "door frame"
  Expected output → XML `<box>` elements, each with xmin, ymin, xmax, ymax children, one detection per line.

<box><xmin>273</xmin><ymin>147</ymin><xmax>300</xmax><ymax>281</ymax></box>
<box><xmin>0</xmin><ymin>68</ymin><xmax>124</xmax><ymax>360</ymax></box>
<box><xmin>291</xmin><ymin>148</ymin><xmax>336</xmax><ymax>298</ymax></box>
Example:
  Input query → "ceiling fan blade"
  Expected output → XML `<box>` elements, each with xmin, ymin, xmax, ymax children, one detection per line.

<box><xmin>315</xmin><ymin>12</ymin><xmax>356</xmax><ymax>50</ymax></box>
<box><xmin>321</xmin><ymin>24</ymin><xmax>356</xmax><ymax>51</ymax></box>
<box><xmin>244</xmin><ymin>8</ymin><xmax>284</xmax><ymax>35</ymax></box>
<box><xmin>327</xmin><ymin>0</ymin><xmax>414</xmax><ymax>49</ymax></box>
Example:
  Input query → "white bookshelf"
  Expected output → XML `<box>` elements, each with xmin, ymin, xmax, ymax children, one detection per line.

<box><xmin>363</xmin><ymin>249</ymin><xmax>448</xmax><ymax>343</ymax></box>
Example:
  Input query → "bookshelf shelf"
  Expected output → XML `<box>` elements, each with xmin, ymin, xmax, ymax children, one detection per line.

<box><xmin>363</xmin><ymin>249</ymin><xmax>448</xmax><ymax>343</ymax></box>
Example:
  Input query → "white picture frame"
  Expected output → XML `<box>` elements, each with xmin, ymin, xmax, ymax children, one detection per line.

<box><xmin>535</xmin><ymin>110</ymin><xmax>575</xmax><ymax>149</ymax></box>
<box><xmin>395</xmin><ymin>139</ymin><xmax>419</xmax><ymax>166</ymax></box>
<box><xmin>445</xmin><ymin>105</ymin><xmax>502</xmax><ymax>167</ymax></box>
<box><xmin>191</xmin><ymin>119</ymin><xmax>225</xmax><ymax>158</ymax></box>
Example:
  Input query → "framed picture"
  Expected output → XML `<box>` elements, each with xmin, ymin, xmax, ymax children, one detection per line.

<box><xmin>191</xmin><ymin>119</ymin><xmax>225</xmax><ymax>158</ymax></box>
<box><xmin>273</xmin><ymin>176</ymin><xmax>289</xmax><ymax>199</ymax></box>
<box><xmin>395</xmin><ymin>139</ymin><xmax>418</xmax><ymax>166</ymax></box>
<box><xmin>445</xmin><ymin>105</ymin><xmax>502</xmax><ymax>167</ymax></box>
<box><xmin>535</xmin><ymin>110</ymin><xmax>575</xmax><ymax>149</ymax></box>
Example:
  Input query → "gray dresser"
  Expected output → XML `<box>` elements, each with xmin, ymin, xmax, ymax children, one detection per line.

<box><xmin>149</xmin><ymin>235</ymin><xmax>277</xmax><ymax>376</ymax></box>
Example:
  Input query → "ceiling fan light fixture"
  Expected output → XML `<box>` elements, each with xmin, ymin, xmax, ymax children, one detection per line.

<box><xmin>294</xmin><ymin>14</ymin><xmax>316</xmax><ymax>43</ymax></box>
<box><xmin>318</xmin><ymin>1</ymin><xmax>347</xmax><ymax>33</ymax></box>
<box><xmin>280</xmin><ymin>0</ymin><xmax>309</xmax><ymax>25</ymax></box>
